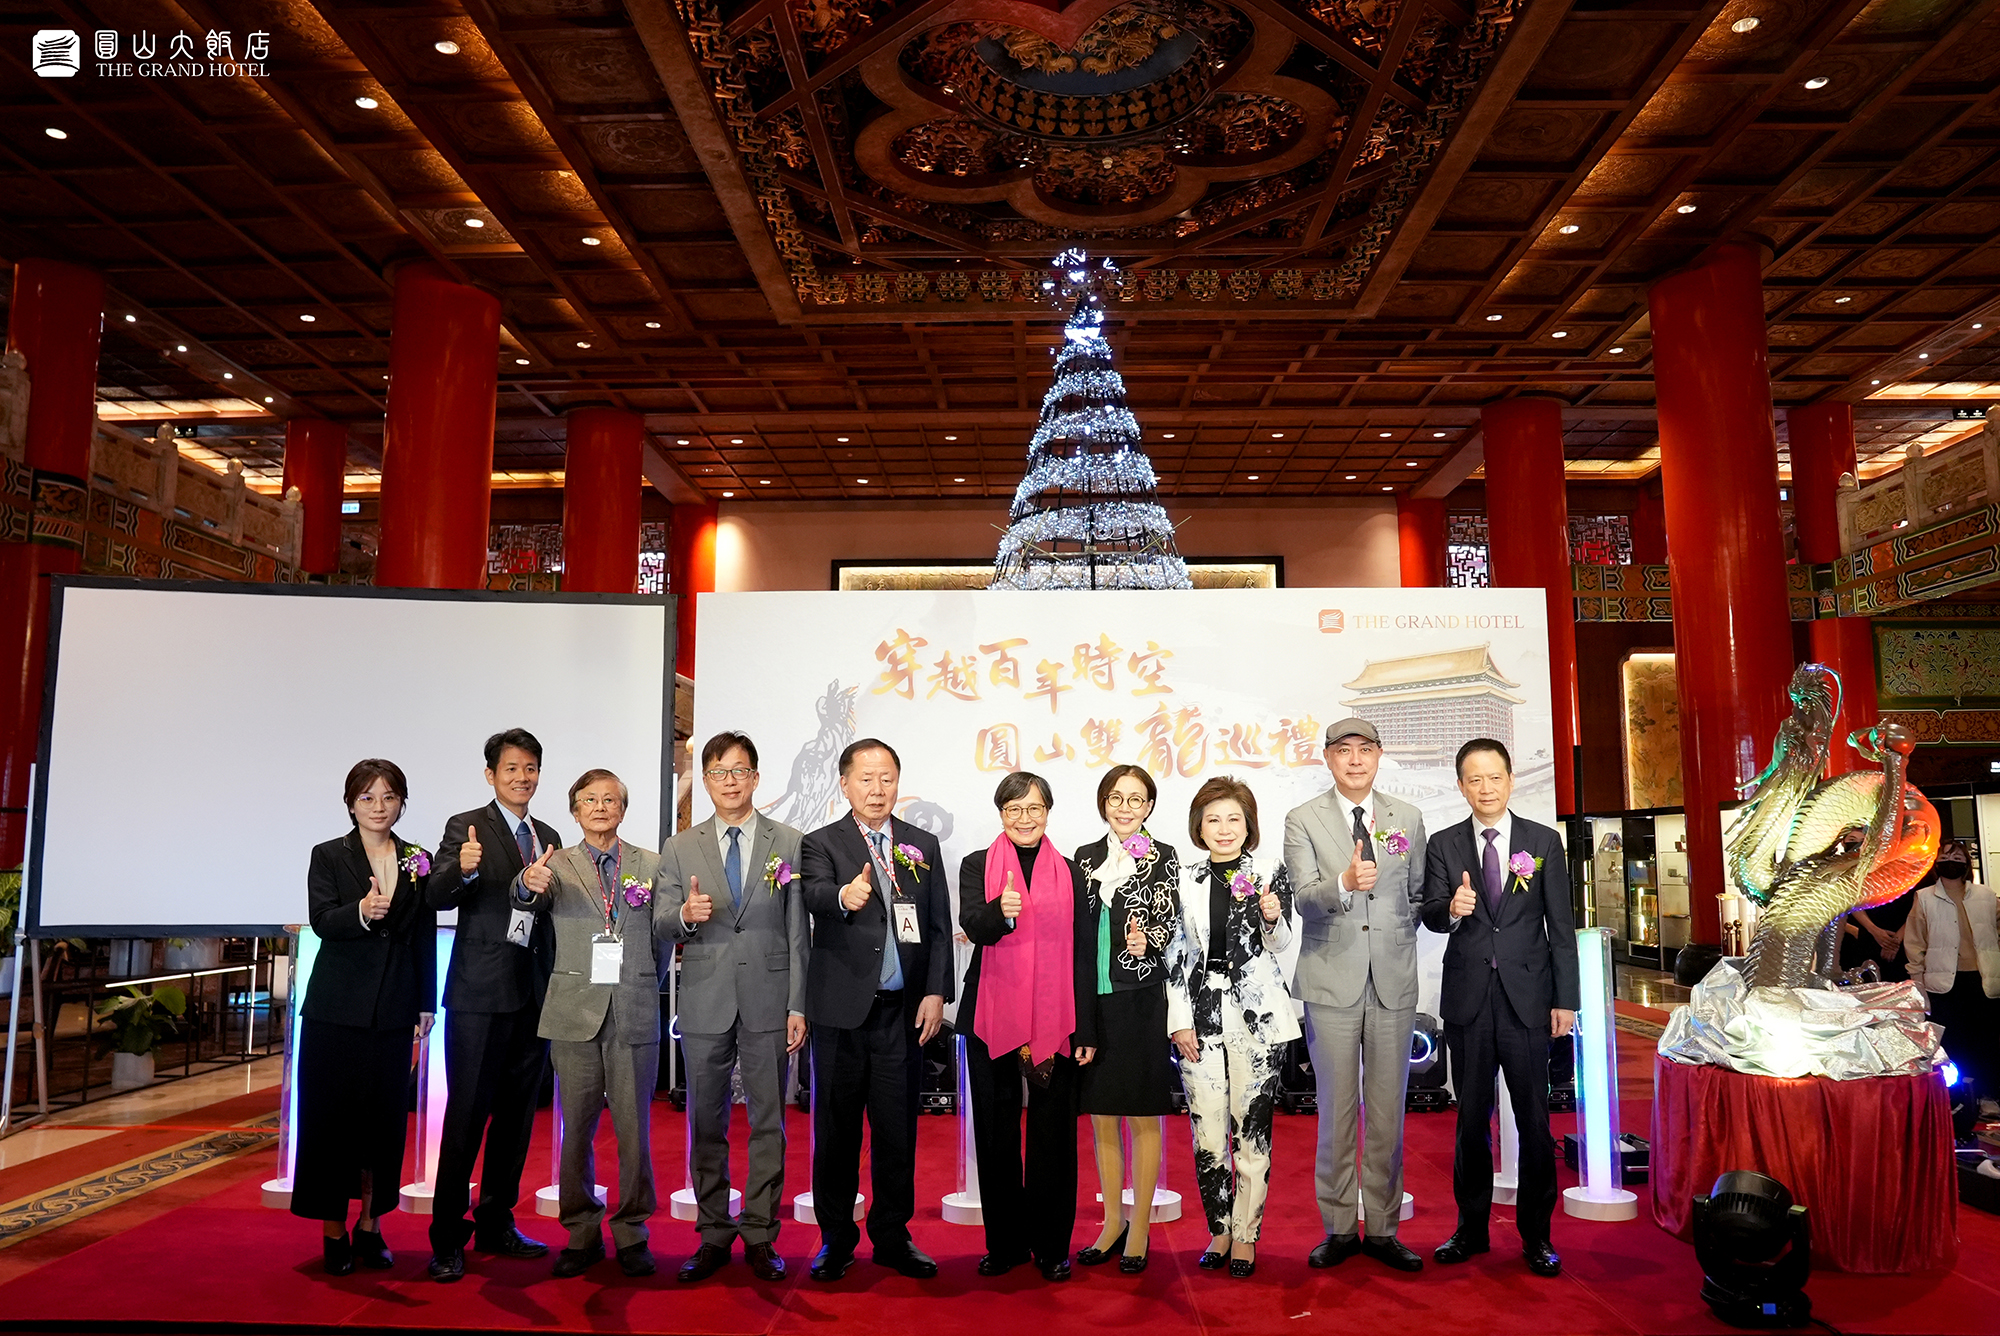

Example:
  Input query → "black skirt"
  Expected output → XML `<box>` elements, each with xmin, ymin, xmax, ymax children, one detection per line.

<box><xmin>1079</xmin><ymin>984</ymin><xmax>1177</xmax><ymax>1116</ymax></box>
<box><xmin>289</xmin><ymin>1018</ymin><xmax>413</xmax><ymax>1221</ymax></box>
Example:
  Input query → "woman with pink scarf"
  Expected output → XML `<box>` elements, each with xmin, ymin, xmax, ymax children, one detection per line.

<box><xmin>957</xmin><ymin>771</ymin><xmax>1098</xmax><ymax>1283</ymax></box>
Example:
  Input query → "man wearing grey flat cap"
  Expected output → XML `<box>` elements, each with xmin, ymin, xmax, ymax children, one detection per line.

<box><xmin>1282</xmin><ymin>717</ymin><xmax>1428</xmax><ymax>1273</ymax></box>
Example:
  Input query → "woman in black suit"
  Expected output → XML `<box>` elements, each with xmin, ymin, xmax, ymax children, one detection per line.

<box><xmin>293</xmin><ymin>758</ymin><xmax>438</xmax><ymax>1275</ymax></box>
<box><xmin>958</xmin><ymin>771</ymin><xmax>1097</xmax><ymax>1283</ymax></box>
<box><xmin>1073</xmin><ymin>763</ymin><xmax>1180</xmax><ymax>1274</ymax></box>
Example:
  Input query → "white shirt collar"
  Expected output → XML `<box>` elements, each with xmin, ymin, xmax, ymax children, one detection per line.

<box><xmin>1472</xmin><ymin>809</ymin><xmax>1513</xmax><ymax>852</ymax></box>
<box><xmin>1334</xmin><ymin>788</ymin><xmax>1376</xmax><ymax>827</ymax></box>
<box><xmin>717</xmin><ymin>811</ymin><xmax>758</xmax><ymax>856</ymax></box>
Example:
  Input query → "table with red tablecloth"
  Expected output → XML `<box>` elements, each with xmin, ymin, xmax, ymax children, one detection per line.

<box><xmin>1651</xmin><ymin>1056</ymin><xmax>1957</xmax><ymax>1273</ymax></box>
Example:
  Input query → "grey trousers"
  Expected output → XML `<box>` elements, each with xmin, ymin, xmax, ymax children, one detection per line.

<box><xmin>550</xmin><ymin>1015</ymin><xmax>660</xmax><ymax>1251</ymax></box>
<box><xmin>1304</xmin><ymin>980</ymin><xmax>1416</xmax><ymax>1238</ymax></box>
<box><xmin>682</xmin><ymin>1024</ymin><xmax>792</xmax><ymax>1246</ymax></box>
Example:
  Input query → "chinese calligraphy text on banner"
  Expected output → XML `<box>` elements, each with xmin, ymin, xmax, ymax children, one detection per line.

<box><xmin>692</xmin><ymin>587</ymin><xmax>1556</xmax><ymax>1019</ymax></box>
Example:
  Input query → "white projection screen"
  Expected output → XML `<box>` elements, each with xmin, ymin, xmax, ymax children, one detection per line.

<box><xmin>29</xmin><ymin>578</ymin><xmax>674</xmax><ymax>935</ymax></box>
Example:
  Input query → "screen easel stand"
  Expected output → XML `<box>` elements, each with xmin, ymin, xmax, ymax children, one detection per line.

<box><xmin>1</xmin><ymin>763</ymin><xmax>48</xmax><ymax>1139</ymax></box>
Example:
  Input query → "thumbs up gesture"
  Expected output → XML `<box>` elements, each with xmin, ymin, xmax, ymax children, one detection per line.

<box><xmin>1124</xmin><ymin>911</ymin><xmax>1147</xmax><ymax>957</ymax></box>
<box><xmin>684</xmin><ymin>874</ymin><xmax>713</xmax><ymax>924</ymax></box>
<box><xmin>522</xmin><ymin>845</ymin><xmax>556</xmax><ymax>896</ymax></box>
<box><xmin>1258</xmin><ymin>883</ymin><xmax>1282</xmax><ymax>924</ymax></box>
<box><xmin>999</xmin><ymin>868</ymin><xmax>1023</xmax><ymax>919</ymax></box>
<box><xmin>361</xmin><ymin>875</ymin><xmax>393</xmax><ymax>922</ymax></box>
<box><xmin>840</xmin><ymin>864</ymin><xmax>875</xmax><ymax>913</ymax></box>
<box><xmin>458</xmin><ymin>824</ymin><xmax>483</xmax><ymax>875</ymax></box>
<box><xmin>1451</xmin><ymin>870</ymin><xmax>1477</xmax><ymax>920</ymax></box>
<box><xmin>1343</xmin><ymin>839</ymin><xmax>1379</xmax><ymax>893</ymax></box>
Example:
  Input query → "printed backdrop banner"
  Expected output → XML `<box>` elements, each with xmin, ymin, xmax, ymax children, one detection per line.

<box><xmin>693</xmin><ymin>587</ymin><xmax>1558</xmax><ymax>1022</ymax></box>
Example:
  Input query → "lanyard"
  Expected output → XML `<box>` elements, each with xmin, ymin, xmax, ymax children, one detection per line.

<box><xmin>588</xmin><ymin>844</ymin><xmax>621</xmax><ymax>934</ymax></box>
<box><xmin>856</xmin><ymin>818</ymin><xmax>899</xmax><ymax>900</ymax></box>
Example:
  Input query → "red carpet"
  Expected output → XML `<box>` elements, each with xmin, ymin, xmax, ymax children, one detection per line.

<box><xmin>2</xmin><ymin>1029</ymin><xmax>1997</xmax><ymax>1335</ymax></box>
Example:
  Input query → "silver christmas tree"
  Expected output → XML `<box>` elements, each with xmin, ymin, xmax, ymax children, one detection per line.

<box><xmin>990</xmin><ymin>252</ymin><xmax>1192</xmax><ymax>591</ymax></box>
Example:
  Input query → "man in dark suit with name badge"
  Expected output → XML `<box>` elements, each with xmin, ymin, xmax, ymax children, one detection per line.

<box><xmin>424</xmin><ymin>728</ymin><xmax>565</xmax><ymax>1281</ymax></box>
<box><xmin>799</xmin><ymin>737</ymin><xmax>952</xmax><ymax>1283</ymax></box>
<box><xmin>1419</xmin><ymin>737</ymin><xmax>1578</xmax><ymax>1279</ymax></box>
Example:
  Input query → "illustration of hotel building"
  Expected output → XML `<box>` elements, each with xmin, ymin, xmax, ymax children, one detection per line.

<box><xmin>1341</xmin><ymin>644</ymin><xmax>1524</xmax><ymax>761</ymax></box>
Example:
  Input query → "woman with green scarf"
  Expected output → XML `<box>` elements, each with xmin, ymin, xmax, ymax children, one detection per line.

<box><xmin>1071</xmin><ymin>763</ymin><xmax>1181</xmax><ymax>1275</ymax></box>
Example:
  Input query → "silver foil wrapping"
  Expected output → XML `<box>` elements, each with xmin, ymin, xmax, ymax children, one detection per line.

<box><xmin>1657</xmin><ymin>959</ymin><xmax>1942</xmax><ymax>1080</ymax></box>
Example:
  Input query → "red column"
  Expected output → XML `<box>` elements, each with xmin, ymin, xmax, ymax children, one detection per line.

<box><xmin>0</xmin><ymin>258</ymin><xmax>103</xmax><ymax>863</ymax></box>
<box><xmin>561</xmin><ymin>408</ymin><xmax>643</xmax><ymax>594</ymax></box>
<box><xmin>1630</xmin><ymin>478</ymin><xmax>1668</xmax><ymax>565</ymax></box>
<box><xmin>1648</xmin><ymin>243</ymin><xmax>1795</xmax><ymax>945</ymax></box>
<box><xmin>281</xmin><ymin>418</ymin><xmax>347</xmax><ymax>577</ymax></box>
<box><xmin>1789</xmin><ymin>401</ymin><xmax>1878</xmax><ymax>774</ymax></box>
<box><xmin>1397</xmin><ymin>496</ymin><xmax>1447</xmax><ymax>587</ymax></box>
<box><xmin>1482</xmin><ymin>397</ymin><xmax>1579</xmax><ymax>816</ymax></box>
<box><xmin>375</xmin><ymin>263</ymin><xmax>499</xmax><ymax>589</ymax></box>
<box><xmin>668</xmin><ymin>502</ymin><xmax>717</xmax><ymax>677</ymax></box>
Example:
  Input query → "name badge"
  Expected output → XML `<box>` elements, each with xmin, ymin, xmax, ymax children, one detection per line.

<box><xmin>893</xmin><ymin>901</ymin><xmax>922</xmax><ymax>945</ymax></box>
<box><xmin>505</xmin><ymin>908</ymin><xmax>534</xmax><ymax>948</ymax></box>
<box><xmin>590</xmin><ymin>934</ymin><xmax>621</xmax><ymax>985</ymax></box>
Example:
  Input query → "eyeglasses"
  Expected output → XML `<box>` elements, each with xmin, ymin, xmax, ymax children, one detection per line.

<box><xmin>576</xmin><ymin>794</ymin><xmax>624</xmax><ymax>808</ymax></box>
<box><xmin>705</xmin><ymin>767</ymin><xmax>755</xmax><ymax>781</ymax></box>
<box><xmin>1001</xmin><ymin>804</ymin><xmax>1048</xmax><ymax>821</ymax></box>
<box><xmin>1104</xmin><ymin>794</ymin><xmax>1151</xmax><ymax>809</ymax></box>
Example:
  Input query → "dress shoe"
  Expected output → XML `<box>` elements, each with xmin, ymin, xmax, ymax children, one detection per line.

<box><xmin>350</xmin><ymin>1226</ymin><xmax>393</xmax><ymax>1269</ymax></box>
<box><xmin>1077</xmin><ymin>1226</ymin><xmax>1127</xmax><ymax>1266</ymax></box>
<box><xmin>1038</xmin><ymin>1257</ymin><xmax>1072</xmax><ymax>1283</ymax></box>
<box><xmin>617</xmin><ymin>1242</ymin><xmax>657</xmax><ymax>1277</ymax></box>
<box><xmin>744</xmin><ymin>1242</ymin><xmax>786</xmax><ymax>1281</ymax></box>
<box><xmin>1228</xmin><ymin>1257</ymin><xmax>1256</xmax><ymax>1279</ymax></box>
<box><xmin>1523</xmin><ymin>1241</ymin><xmax>1562</xmax><ymax>1277</ymax></box>
<box><xmin>1361</xmin><ymin>1235</ymin><xmax>1424</xmax><ymax>1273</ymax></box>
<box><xmin>553</xmin><ymin>1238</ymin><xmax>605</xmax><ymax>1278</ymax></box>
<box><xmin>1433</xmin><ymin>1230</ymin><xmax>1491</xmax><ymax>1265</ymax></box>
<box><xmin>475</xmin><ymin>1226</ymin><xmax>550</xmax><ymax>1259</ymax></box>
<box><xmin>1308</xmin><ymin>1233</ymin><xmax>1361</xmax><ymax>1268</ymax></box>
<box><xmin>873</xmin><ymin>1244</ymin><xmax>939</xmax><ymax>1279</ymax></box>
<box><xmin>322</xmin><ymin>1233</ymin><xmax>354</xmax><ymax>1277</ymax></box>
<box><xmin>427</xmin><ymin>1248</ymin><xmax>465</xmax><ymax>1283</ymax></box>
<box><xmin>677</xmin><ymin>1243</ymin><xmax>729</xmax><ymax>1284</ymax></box>
<box><xmin>1119</xmin><ymin>1251</ymin><xmax>1149</xmax><ymax>1275</ymax></box>
<box><xmin>1196</xmin><ymin>1249</ymin><xmax>1229</xmax><ymax>1271</ymax></box>
<box><xmin>810</xmin><ymin>1245</ymin><xmax>855</xmax><ymax>1282</ymax></box>
<box><xmin>977</xmin><ymin>1252</ymin><xmax>1030</xmax><ymax>1276</ymax></box>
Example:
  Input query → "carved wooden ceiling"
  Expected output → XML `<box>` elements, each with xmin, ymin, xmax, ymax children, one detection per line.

<box><xmin>2</xmin><ymin>0</ymin><xmax>1999</xmax><ymax>502</ymax></box>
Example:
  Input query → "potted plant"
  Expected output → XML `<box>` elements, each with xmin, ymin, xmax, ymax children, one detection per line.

<box><xmin>0</xmin><ymin>870</ymin><xmax>18</xmax><ymax>997</ymax></box>
<box><xmin>94</xmin><ymin>984</ymin><xmax>186</xmax><ymax>1089</ymax></box>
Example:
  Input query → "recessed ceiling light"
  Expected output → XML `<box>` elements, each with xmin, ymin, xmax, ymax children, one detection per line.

<box><xmin>299</xmin><ymin>313</ymin><xmax>316</xmax><ymax>322</ymax></box>
<box><xmin>581</xmin><ymin>236</ymin><xmax>601</xmax><ymax>246</ymax></box>
<box><xmin>953</xmin><ymin>476</ymin><xmax>965</xmax><ymax>482</ymax></box>
<box><xmin>645</xmin><ymin>321</ymin><xmax>661</xmax><ymax>329</ymax></box>
<box><xmin>515</xmin><ymin>357</ymin><xmax>530</xmax><ymax>365</ymax></box>
<box><xmin>1345</xmin><ymin>474</ymin><xmax>1358</xmax><ymax>481</ymax></box>
<box><xmin>464</xmin><ymin>218</ymin><xmax>484</xmax><ymax>228</ymax></box>
<box><xmin>721</xmin><ymin>491</ymin><xmax>733</xmax><ymax>497</ymax></box>
<box><xmin>1676</xmin><ymin>204</ymin><xmax>1698</xmax><ymax>214</ymax></box>
<box><xmin>1834</xmin><ymin>295</ymin><xmax>1851</xmax><ymax>304</ymax></box>
<box><xmin>730</xmin><ymin>437</ymin><xmax>744</xmax><ymax>444</ymax></box>
<box><xmin>1558</xmin><ymin>224</ymin><xmax>1580</xmax><ymax>235</ymax></box>
<box><xmin>1381</xmin><ymin>485</ymin><xmax>1393</xmax><ymax>491</ymax></box>
<box><xmin>434</xmin><ymin>40</ymin><xmax>460</xmax><ymax>54</ymax></box>
<box><xmin>1485</xmin><ymin>313</ymin><xmax>1503</xmax><ymax>322</ymax></box>
<box><xmin>1271</xmin><ymin>432</ymin><xmax>1284</xmax><ymax>439</ymax></box>
<box><xmin>44</xmin><ymin>127</ymin><xmax>67</xmax><ymax>140</ymax></box>
<box><xmin>944</xmin><ymin>434</ymin><xmax>957</xmax><ymax>441</ymax></box>
<box><xmin>1730</xmin><ymin>15</ymin><xmax>1760</xmax><ymax>32</ymax></box>
<box><xmin>222</xmin><ymin>372</ymin><xmax>233</xmax><ymax>379</ymax></box>
<box><xmin>176</xmin><ymin>344</ymin><xmax>187</xmax><ymax>352</ymax></box>
<box><xmin>1247</xmin><ymin>474</ymin><xmax>1259</xmax><ymax>480</ymax></box>
<box><xmin>836</xmin><ymin>436</ymin><xmax>850</xmax><ymax>442</ymax></box>
<box><xmin>760</xmin><ymin>479</ymin><xmax>770</xmax><ymax>485</ymax></box>
<box><xmin>1552</xmin><ymin>330</ymin><xmax>1568</xmax><ymax>338</ymax></box>
<box><xmin>1609</xmin><ymin>346</ymin><xmax>1625</xmax><ymax>354</ymax></box>
<box><xmin>122</xmin><ymin>313</ymin><xmax>136</xmax><ymax>323</ymax></box>
<box><xmin>857</xmin><ymin>477</ymin><xmax>868</xmax><ymax>483</ymax></box>
<box><xmin>576</xmin><ymin>340</ymin><xmax>591</xmax><ymax>348</ymax></box>
<box><xmin>1919</xmin><ymin>352</ymin><xmax>1930</xmax><ymax>359</ymax></box>
<box><xmin>1379</xmin><ymin>431</ymin><xmax>1392</xmax><ymax>438</ymax></box>
<box><xmin>1406</xmin><ymin>461</ymin><xmax>1419</xmax><ymax>467</ymax></box>
<box><xmin>1804</xmin><ymin>76</ymin><xmax>1829</xmax><ymax>90</ymax></box>
<box><xmin>355</xmin><ymin>96</ymin><xmax>379</xmax><ymax>109</ymax></box>
<box><xmin>1163</xmin><ymin>433</ymin><xmax>1176</xmax><ymax>439</ymax></box>
<box><xmin>1871</xmin><ymin>379</ymin><xmax>1881</xmax><ymax>385</ymax></box>
<box><xmin>264</xmin><ymin>396</ymin><xmax>274</xmax><ymax>404</ymax></box>
<box><xmin>1434</xmin><ymin>431</ymin><xmax>1447</xmax><ymax>438</ymax></box>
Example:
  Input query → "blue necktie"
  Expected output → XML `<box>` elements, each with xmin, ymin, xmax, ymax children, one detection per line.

<box><xmin>1482</xmin><ymin>827</ymin><xmax>1504</xmax><ymax>916</ymax></box>
<box><xmin>870</xmin><ymin>830</ymin><xmax>905</xmax><ymax>990</ymax></box>
<box><xmin>725</xmin><ymin>826</ymin><xmax>744</xmax><ymax>912</ymax></box>
<box><xmin>515</xmin><ymin>818</ymin><xmax>534</xmax><ymax>865</ymax></box>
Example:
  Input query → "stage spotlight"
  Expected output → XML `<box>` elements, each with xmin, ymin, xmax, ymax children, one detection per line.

<box><xmin>1407</xmin><ymin>1012</ymin><xmax>1452</xmax><ymax>1111</ymax></box>
<box><xmin>1691</xmin><ymin>1171</ymin><xmax>1812</xmax><ymax>1328</ymax></box>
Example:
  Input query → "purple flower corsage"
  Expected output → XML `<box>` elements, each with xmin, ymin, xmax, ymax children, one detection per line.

<box><xmin>399</xmin><ymin>845</ymin><xmax>431</xmax><ymax>878</ymax></box>
<box><xmin>1122</xmin><ymin>832</ymin><xmax>1153</xmax><ymax>860</ymax></box>
<box><xmin>1229</xmin><ymin>869</ymin><xmax>1258</xmax><ymax>900</ymax></box>
<box><xmin>765</xmin><ymin>854</ymin><xmax>796</xmax><ymax>895</ymax></box>
<box><xmin>1374</xmin><ymin>828</ymin><xmax>1411</xmax><ymax>857</ymax></box>
<box><xmin>1508</xmin><ymin>850</ymin><xmax>1542</xmax><ymax>892</ymax></box>
<box><xmin>893</xmin><ymin>842</ymin><xmax>928</xmax><ymax>874</ymax></box>
<box><xmin>622</xmin><ymin>875</ymin><xmax>652</xmax><ymax>908</ymax></box>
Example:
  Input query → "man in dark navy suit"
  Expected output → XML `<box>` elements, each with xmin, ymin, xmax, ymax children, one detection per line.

<box><xmin>798</xmin><ymin>737</ymin><xmax>953</xmax><ymax>1283</ymax></box>
<box><xmin>1419</xmin><ymin>737</ymin><xmax>1578</xmax><ymax>1279</ymax></box>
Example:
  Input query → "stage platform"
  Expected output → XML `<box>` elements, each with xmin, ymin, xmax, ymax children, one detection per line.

<box><xmin>0</xmin><ymin>1011</ymin><xmax>1994</xmax><ymax>1336</ymax></box>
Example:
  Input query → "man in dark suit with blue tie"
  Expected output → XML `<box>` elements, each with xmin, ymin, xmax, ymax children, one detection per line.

<box><xmin>798</xmin><ymin>738</ymin><xmax>953</xmax><ymax>1283</ymax></box>
<box><xmin>1419</xmin><ymin>737</ymin><xmax>1578</xmax><ymax>1279</ymax></box>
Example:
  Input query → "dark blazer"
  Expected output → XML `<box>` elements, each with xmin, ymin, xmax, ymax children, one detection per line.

<box><xmin>800</xmin><ymin>813</ymin><xmax>954</xmax><ymax>1030</ymax></box>
<box><xmin>956</xmin><ymin>843</ymin><xmax>1098</xmax><ymax>1049</ymax></box>
<box><xmin>426</xmin><ymin>801</ymin><xmax>564</xmax><ymax>1015</ymax></box>
<box><xmin>304</xmin><ymin>829</ymin><xmax>438</xmax><ymax>1031</ymax></box>
<box><xmin>1419</xmin><ymin>812</ymin><xmax>1580</xmax><ymax>1029</ymax></box>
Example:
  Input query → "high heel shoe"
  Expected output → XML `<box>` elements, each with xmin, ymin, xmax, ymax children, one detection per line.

<box><xmin>1077</xmin><ymin>1226</ymin><xmax>1128</xmax><ymax>1266</ymax></box>
<box><xmin>323</xmin><ymin>1232</ymin><xmax>355</xmax><ymax>1277</ymax></box>
<box><xmin>1197</xmin><ymin>1249</ymin><xmax>1229</xmax><ymax>1271</ymax></box>
<box><xmin>1228</xmin><ymin>1248</ymin><xmax>1256</xmax><ymax>1279</ymax></box>
<box><xmin>1119</xmin><ymin>1248</ymin><xmax>1149</xmax><ymax>1275</ymax></box>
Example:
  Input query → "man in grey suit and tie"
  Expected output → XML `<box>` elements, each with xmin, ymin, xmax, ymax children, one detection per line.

<box><xmin>512</xmin><ymin>768</ymin><xmax>665</xmax><ymax>1280</ymax></box>
<box><xmin>656</xmin><ymin>731</ymin><xmax>808</xmax><ymax>1284</ymax></box>
<box><xmin>1283</xmin><ymin>717</ymin><xmax>1429</xmax><ymax>1273</ymax></box>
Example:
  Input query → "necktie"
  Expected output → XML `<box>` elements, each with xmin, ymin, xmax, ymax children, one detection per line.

<box><xmin>1481</xmin><ymin>827</ymin><xmax>1503</xmax><ymax>915</ymax></box>
<box><xmin>725</xmin><ymin>826</ymin><xmax>744</xmax><ymax>912</ymax></box>
<box><xmin>1352</xmin><ymin>805</ymin><xmax>1375</xmax><ymax>862</ymax></box>
<box><xmin>515</xmin><ymin>818</ymin><xmax>534</xmax><ymax>865</ymax></box>
<box><xmin>868</xmin><ymin>831</ymin><xmax>905</xmax><ymax>989</ymax></box>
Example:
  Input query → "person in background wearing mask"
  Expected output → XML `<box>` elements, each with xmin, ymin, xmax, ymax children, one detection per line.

<box><xmin>1905</xmin><ymin>839</ymin><xmax>1999</xmax><ymax>1113</ymax></box>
